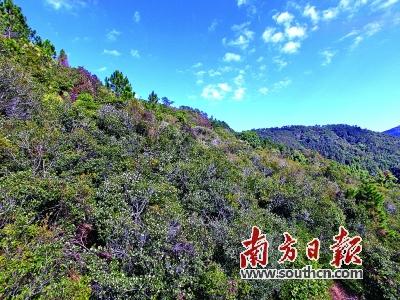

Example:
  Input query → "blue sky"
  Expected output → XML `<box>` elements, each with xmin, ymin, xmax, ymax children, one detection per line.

<box><xmin>16</xmin><ymin>0</ymin><xmax>400</xmax><ymax>132</ymax></box>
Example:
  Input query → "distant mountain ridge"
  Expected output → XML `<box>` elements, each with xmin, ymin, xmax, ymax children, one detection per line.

<box><xmin>254</xmin><ymin>124</ymin><xmax>400</xmax><ymax>174</ymax></box>
<box><xmin>384</xmin><ymin>125</ymin><xmax>400</xmax><ymax>137</ymax></box>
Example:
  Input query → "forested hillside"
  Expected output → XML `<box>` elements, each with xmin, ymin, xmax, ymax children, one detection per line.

<box><xmin>255</xmin><ymin>125</ymin><xmax>400</xmax><ymax>177</ymax></box>
<box><xmin>385</xmin><ymin>125</ymin><xmax>400</xmax><ymax>137</ymax></box>
<box><xmin>1</xmin><ymin>1</ymin><xmax>400</xmax><ymax>299</ymax></box>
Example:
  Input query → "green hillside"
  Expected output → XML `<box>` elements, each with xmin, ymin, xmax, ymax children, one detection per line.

<box><xmin>385</xmin><ymin>125</ymin><xmax>400</xmax><ymax>137</ymax></box>
<box><xmin>1</xmin><ymin>1</ymin><xmax>400</xmax><ymax>299</ymax></box>
<box><xmin>254</xmin><ymin>125</ymin><xmax>400</xmax><ymax>177</ymax></box>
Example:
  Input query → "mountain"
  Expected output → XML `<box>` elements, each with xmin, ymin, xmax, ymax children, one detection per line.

<box><xmin>1</xmin><ymin>1</ymin><xmax>400</xmax><ymax>300</ymax></box>
<box><xmin>384</xmin><ymin>125</ymin><xmax>400</xmax><ymax>137</ymax></box>
<box><xmin>254</xmin><ymin>124</ymin><xmax>400</xmax><ymax>175</ymax></box>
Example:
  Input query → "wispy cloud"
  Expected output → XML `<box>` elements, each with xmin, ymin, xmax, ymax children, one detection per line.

<box><xmin>237</xmin><ymin>0</ymin><xmax>248</xmax><ymax>7</ymax></box>
<box><xmin>44</xmin><ymin>0</ymin><xmax>89</xmax><ymax>11</ymax></box>
<box><xmin>320</xmin><ymin>49</ymin><xmax>336</xmax><ymax>66</ymax></box>
<box><xmin>223</xmin><ymin>22</ymin><xmax>254</xmax><ymax>50</ymax></box>
<box><xmin>96</xmin><ymin>66</ymin><xmax>107</xmax><ymax>72</ymax></box>
<box><xmin>133</xmin><ymin>11</ymin><xmax>141</xmax><ymax>23</ymax></box>
<box><xmin>130</xmin><ymin>49</ymin><xmax>140</xmax><ymax>58</ymax></box>
<box><xmin>273</xmin><ymin>78</ymin><xmax>292</xmax><ymax>90</ymax></box>
<box><xmin>322</xmin><ymin>8</ymin><xmax>339</xmax><ymax>21</ymax></box>
<box><xmin>201</xmin><ymin>83</ymin><xmax>231</xmax><ymax>100</ymax></box>
<box><xmin>303</xmin><ymin>4</ymin><xmax>319</xmax><ymax>24</ymax></box>
<box><xmin>103</xmin><ymin>49</ymin><xmax>121</xmax><ymax>57</ymax></box>
<box><xmin>223</xmin><ymin>52</ymin><xmax>241</xmax><ymax>62</ymax></box>
<box><xmin>273</xmin><ymin>57</ymin><xmax>288</xmax><ymax>70</ymax></box>
<box><xmin>106</xmin><ymin>29</ymin><xmax>121</xmax><ymax>41</ymax></box>
<box><xmin>208</xmin><ymin>19</ymin><xmax>219</xmax><ymax>32</ymax></box>
<box><xmin>371</xmin><ymin>0</ymin><xmax>399</xmax><ymax>10</ymax></box>
<box><xmin>343</xmin><ymin>21</ymin><xmax>383</xmax><ymax>50</ymax></box>
<box><xmin>259</xmin><ymin>87</ymin><xmax>269</xmax><ymax>95</ymax></box>
<box><xmin>192</xmin><ymin>62</ymin><xmax>203</xmax><ymax>68</ymax></box>
<box><xmin>233</xmin><ymin>87</ymin><xmax>246</xmax><ymax>101</ymax></box>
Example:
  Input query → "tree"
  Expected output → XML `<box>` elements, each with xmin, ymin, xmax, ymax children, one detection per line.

<box><xmin>0</xmin><ymin>0</ymin><xmax>32</xmax><ymax>39</ymax></box>
<box><xmin>37</xmin><ymin>39</ymin><xmax>56</xmax><ymax>58</ymax></box>
<box><xmin>161</xmin><ymin>97</ymin><xmax>174</xmax><ymax>106</ymax></box>
<box><xmin>58</xmin><ymin>49</ymin><xmax>69</xmax><ymax>67</ymax></box>
<box><xmin>105</xmin><ymin>70</ymin><xmax>134</xmax><ymax>100</ymax></box>
<box><xmin>148</xmin><ymin>91</ymin><xmax>159</xmax><ymax>104</ymax></box>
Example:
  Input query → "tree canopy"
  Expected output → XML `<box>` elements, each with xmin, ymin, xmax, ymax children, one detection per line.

<box><xmin>105</xmin><ymin>70</ymin><xmax>134</xmax><ymax>100</ymax></box>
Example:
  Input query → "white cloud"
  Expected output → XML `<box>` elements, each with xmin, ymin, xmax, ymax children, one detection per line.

<box><xmin>303</xmin><ymin>4</ymin><xmax>319</xmax><ymax>24</ymax></box>
<box><xmin>234</xmin><ymin>72</ymin><xmax>245</xmax><ymax>86</ymax></box>
<box><xmin>364</xmin><ymin>22</ymin><xmax>382</xmax><ymax>37</ymax></box>
<box><xmin>373</xmin><ymin>0</ymin><xmax>399</xmax><ymax>9</ymax></box>
<box><xmin>339</xmin><ymin>29</ymin><xmax>360</xmax><ymax>41</ymax></box>
<box><xmin>97</xmin><ymin>66</ymin><xmax>107</xmax><ymax>72</ymax></box>
<box><xmin>201</xmin><ymin>83</ymin><xmax>231</xmax><ymax>100</ymax></box>
<box><xmin>271</xmin><ymin>32</ymin><xmax>284</xmax><ymax>43</ymax></box>
<box><xmin>45</xmin><ymin>0</ymin><xmax>88</xmax><ymax>10</ymax></box>
<box><xmin>195</xmin><ymin>70</ymin><xmax>206</xmax><ymax>77</ymax></box>
<box><xmin>273</xmin><ymin>12</ymin><xmax>294</xmax><ymax>26</ymax></box>
<box><xmin>273</xmin><ymin>57</ymin><xmax>288</xmax><ymax>70</ymax></box>
<box><xmin>106</xmin><ymin>29</ymin><xmax>121</xmax><ymax>41</ymax></box>
<box><xmin>133</xmin><ymin>11</ymin><xmax>141</xmax><ymax>23</ymax></box>
<box><xmin>103</xmin><ymin>49</ymin><xmax>121</xmax><ymax>56</ymax></box>
<box><xmin>351</xmin><ymin>36</ymin><xmax>364</xmax><ymax>49</ymax></box>
<box><xmin>262</xmin><ymin>28</ymin><xmax>274</xmax><ymax>43</ymax></box>
<box><xmin>202</xmin><ymin>85</ymin><xmax>223</xmax><ymax>100</ymax></box>
<box><xmin>259</xmin><ymin>87</ymin><xmax>269</xmax><ymax>95</ymax></box>
<box><xmin>322</xmin><ymin>8</ymin><xmax>339</xmax><ymax>20</ymax></box>
<box><xmin>130</xmin><ymin>49</ymin><xmax>140</xmax><ymax>58</ymax></box>
<box><xmin>281</xmin><ymin>41</ymin><xmax>301</xmax><ymax>54</ymax></box>
<box><xmin>224</xmin><ymin>22</ymin><xmax>255</xmax><ymax>49</ymax></box>
<box><xmin>209</xmin><ymin>69</ymin><xmax>222</xmax><ymax>77</ymax></box>
<box><xmin>320</xmin><ymin>49</ymin><xmax>336</xmax><ymax>66</ymax></box>
<box><xmin>273</xmin><ymin>78</ymin><xmax>292</xmax><ymax>90</ymax></box>
<box><xmin>223</xmin><ymin>52</ymin><xmax>241</xmax><ymax>62</ymax></box>
<box><xmin>346</xmin><ymin>22</ymin><xmax>382</xmax><ymax>50</ymax></box>
<box><xmin>233</xmin><ymin>87</ymin><xmax>245</xmax><ymax>100</ymax></box>
<box><xmin>237</xmin><ymin>0</ymin><xmax>248</xmax><ymax>7</ymax></box>
<box><xmin>285</xmin><ymin>26</ymin><xmax>306</xmax><ymax>39</ymax></box>
<box><xmin>208</xmin><ymin>19</ymin><xmax>219</xmax><ymax>32</ymax></box>
<box><xmin>192</xmin><ymin>62</ymin><xmax>203</xmax><ymax>68</ymax></box>
<box><xmin>218</xmin><ymin>83</ymin><xmax>232</xmax><ymax>92</ymax></box>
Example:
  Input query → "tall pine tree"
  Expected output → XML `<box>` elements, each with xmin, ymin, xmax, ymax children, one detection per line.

<box><xmin>105</xmin><ymin>70</ymin><xmax>134</xmax><ymax>100</ymax></box>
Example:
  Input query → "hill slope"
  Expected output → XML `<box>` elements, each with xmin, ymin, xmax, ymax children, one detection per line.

<box><xmin>255</xmin><ymin>125</ymin><xmax>400</xmax><ymax>175</ymax></box>
<box><xmin>1</xmin><ymin>1</ymin><xmax>400</xmax><ymax>299</ymax></box>
<box><xmin>384</xmin><ymin>125</ymin><xmax>400</xmax><ymax>137</ymax></box>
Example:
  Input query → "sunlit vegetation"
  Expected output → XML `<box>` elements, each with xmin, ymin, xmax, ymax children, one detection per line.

<box><xmin>1</xmin><ymin>1</ymin><xmax>399</xmax><ymax>299</ymax></box>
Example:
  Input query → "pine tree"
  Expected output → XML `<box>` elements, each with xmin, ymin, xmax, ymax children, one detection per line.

<box><xmin>0</xmin><ymin>0</ymin><xmax>32</xmax><ymax>39</ymax></box>
<box><xmin>148</xmin><ymin>91</ymin><xmax>159</xmax><ymax>104</ymax></box>
<box><xmin>105</xmin><ymin>70</ymin><xmax>134</xmax><ymax>100</ymax></box>
<box><xmin>58</xmin><ymin>49</ymin><xmax>69</xmax><ymax>67</ymax></box>
<box><xmin>161</xmin><ymin>97</ymin><xmax>174</xmax><ymax>106</ymax></box>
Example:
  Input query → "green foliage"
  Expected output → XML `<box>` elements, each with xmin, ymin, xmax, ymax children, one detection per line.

<box><xmin>148</xmin><ymin>90</ymin><xmax>159</xmax><ymax>104</ymax></box>
<box><xmin>199</xmin><ymin>263</ymin><xmax>233</xmax><ymax>299</ymax></box>
<box><xmin>0</xmin><ymin>4</ymin><xmax>399</xmax><ymax>300</ymax></box>
<box><xmin>0</xmin><ymin>0</ymin><xmax>32</xmax><ymax>39</ymax></box>
<box><xmin>73</xmin><ymin>92</ymin><xmax>99</xmax><ymax>117</ymax></box>
<box><xmin>255</xmin><ymin>124</ymin><xmax>400</xmax><ymax>176</ymax></box>
<box><xmin>105</xmin><ymin>70</ymin><xmax>134</xmax><ymax>100</ymax></box>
